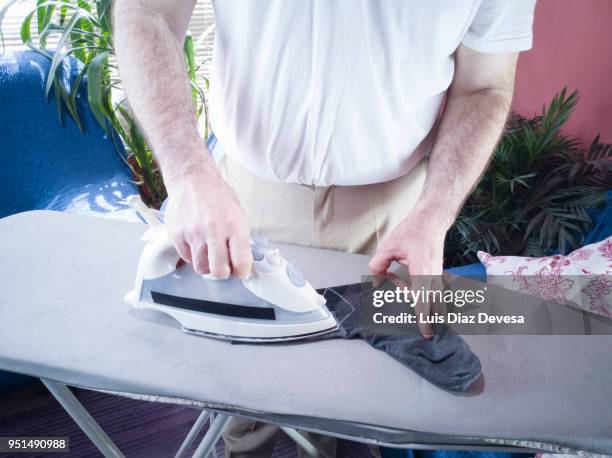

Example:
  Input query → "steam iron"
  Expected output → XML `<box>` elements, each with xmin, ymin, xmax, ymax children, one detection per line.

<box><xmin>125</xmin><ymin>196</ymin><xmax>339</xmax><ymax>342</ymax></box>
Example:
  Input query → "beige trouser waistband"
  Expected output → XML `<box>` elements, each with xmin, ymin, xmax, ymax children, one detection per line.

<box><xmin>217</xmin><ymin>154</ymin><xmax>427</xmax><ymax>256</ymax></box>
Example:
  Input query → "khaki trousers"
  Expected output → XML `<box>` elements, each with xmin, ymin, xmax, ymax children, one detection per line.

<box><xmin>218</xmin><ymin>155</ymin><xmax>427</xmax><ymax>256</ymax></box>
<box><xmin>217</xmin><ymin>154</ymin><xmax>427</xmax><ymax>457</ymax></box>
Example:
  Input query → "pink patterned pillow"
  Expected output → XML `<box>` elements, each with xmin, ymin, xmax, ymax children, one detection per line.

<box><xmin>478</xmin><ymin>237</ymin><xmax>612</xmax><ymax>317</ymax></box>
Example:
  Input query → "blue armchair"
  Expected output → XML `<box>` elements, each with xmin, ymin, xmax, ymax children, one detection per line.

<box><xmin>0</xmin><ymin>50</ymin><xmax>138</xmax><ymax>220</ymax></box>
<box><xmin>0</xmin><ymin>50</ymin><xmax>139</xmax><ymax>391</ymax></box>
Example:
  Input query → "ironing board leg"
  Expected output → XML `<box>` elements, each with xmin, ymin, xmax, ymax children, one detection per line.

<box><xmin>175</xmin><ymin>410</ymin><xmax>212</xmax><ymax>458</ymax></box>
<box><xmin>41</xmin><ymin>379</ymin><xmax>124</xmax><ymax>458</ymax></box>
<box><xmin>191</xmin><ymin>413</ymin><xmax>231</xmax><ymax>458</ymax></box>
<box><xmin>280</xmin><ymin>427</ymin><xmax>322</xmax><ymax>457</ymax></box>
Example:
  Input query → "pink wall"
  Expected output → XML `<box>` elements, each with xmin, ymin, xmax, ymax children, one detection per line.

<box><xmin>513</xmin><ymin>0</ymin><xmax>612</xmax><ymax>145</ymax></box>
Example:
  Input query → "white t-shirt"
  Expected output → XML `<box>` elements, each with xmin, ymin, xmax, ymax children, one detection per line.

<box><xmin>209</xmin><ymin>0</ymin><xmax>536</xmax><ymax>186</ymax></box>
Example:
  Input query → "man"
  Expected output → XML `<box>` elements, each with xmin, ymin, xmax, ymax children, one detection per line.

<box><xmin>113</xmin><ymin>0</ymin><xmax>536</xmax><ymax>456</ymax></box>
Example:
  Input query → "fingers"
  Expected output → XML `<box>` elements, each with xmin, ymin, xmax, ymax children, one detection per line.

<box><xmin>229</xmin><ymin>236</ymin><xmax>253</xmax><ymax>279</ymax></box>
<box><xmin>369</xmin><ymin>247</ymin><xmax>396</xmax><ymax>276</ymax></box>
<box><xmin>164</xmin><ymin>185</ymin><xmax>252</xmax><ymax>278</ymax></box>
<box><xmin>207</xmin><ymin>239</ymin><xmax>231</xmax><ymax>279</ymax></box>
<box><xmin>190</xmin><ymin>243</ymin><xmax>210</xmax><ymax>275</ymax></box>
<box><xmin>190</xmin><ymin>237</ymin><xmax>252</xmax><ymax>279</ymax></box>
<box><xmin>371</xmin><ymin>237</ymin><xmax>444</xmax><ymax>339</ymax></box>
<box><xmin>430</xmin><ymin>276</ymin><xmax>447</xmax><ymax>316</ymax></box>
<box><xmin>176</xmin><ymin>236</ymin><xmax>252</xmax><ymax>280</ymax></box>
<box><xmin>412</xmin><ymin>275</ymin><xmax>435</xmax><ymax>340</ymax></box>
<box><xmin>173</xmin><ymin>238</ymin><xmax>192</xmax><ymax>264</ymax></box>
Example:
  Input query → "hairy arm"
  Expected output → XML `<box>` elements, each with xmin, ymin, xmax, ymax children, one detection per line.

<box><xmin>413</xmin><ymin>45</ymin><xmax>518</xmax><ymax>235</ymax></box>
<box><xmin>369</xmin><ymin>45</ymin><xmax>517</xmax><ymax>336</ymax></box>
<box><xmin>113</xmin><ymin>0</ymin><xmax>200</xmax><ymax>173</ymax></box>
<box><xmin>371</xmin><ymin>44</ymin><xmax>517</xmax><ymax>275</ymax></box>
<box><xmin>113</xmin><ymin>0</ymin><xmax>252</xmax><ymax>278</ymax></box>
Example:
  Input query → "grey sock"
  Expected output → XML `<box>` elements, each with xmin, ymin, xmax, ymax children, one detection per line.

<box><xmin>317</xmin><ymin>283</ymin><xmax>482</xmax><ymax>393</ymax></box>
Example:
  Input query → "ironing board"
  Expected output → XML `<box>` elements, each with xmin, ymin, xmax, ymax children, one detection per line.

<box><xmin>1</xmin><ymin>211</ymin><xmax>612</xmax><ymax>457</ymax></box>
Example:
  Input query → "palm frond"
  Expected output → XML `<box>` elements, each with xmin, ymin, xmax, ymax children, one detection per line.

<box><xmin>446</xmin><ymin>87</ymin><xmax>611</xmax><ymax>266</ymax></box>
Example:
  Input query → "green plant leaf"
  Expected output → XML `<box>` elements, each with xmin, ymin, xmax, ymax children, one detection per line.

<box><xmin>69</xmin><ymin>61</ymin><xmax>88</xmax><ymax>114</ymax></box>
<box><xmin>45</xmin><ymin>10</ymin><xmax>94</xmax><ymax>97</ymax></box>
<box><xmin>53</xmin><ymin>73</ymin><xmax>63</xmax><ymax>126</ymax></box>
<box><xmin>59</xmin><ymin>76</ymin><xmax>83</xmax><ymax>132</ymax></box>
<box><xmin>184</xmin><ymin>33</ymin><xmax>196</xmax><ymax>79</ymax></box>
<box><xmin>59</xmin><ymin>0</ymin><xmax>68</xmax><ymax>25</ymax></box>
<box><xmin>36</xmin><ymin>1</ymin><xmax>55</xmax><ymax>48</ymax></box>
<box><xmin>20</xmin><ymin>9</ymin><xmax>35</xmax><ymax>46</ymax></box>
<box><xmin>86</xmin><ymin>51</ymin><xmax>109</xmax><ymax>132</ymax></box>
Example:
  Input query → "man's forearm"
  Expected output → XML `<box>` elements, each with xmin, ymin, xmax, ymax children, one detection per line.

<box><xmin>413</xmin><ymin>87</ymin><xmax>513</xmax><ymax>231</ymax></box>
<box><xmin>113</xmin><ymin>1</ymin><xmax>213</xmax><ymax>188</ymax></box>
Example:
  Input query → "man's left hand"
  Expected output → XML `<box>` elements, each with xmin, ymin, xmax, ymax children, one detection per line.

<box><xmin>369</xmin><ymin>209</ymin><xmax>448</xmax><ymax>338</ymax></box>
<box><xmin>369</xmin><ymin>208</ymin><xmax>447</xmax><ymax>276</ymax></box>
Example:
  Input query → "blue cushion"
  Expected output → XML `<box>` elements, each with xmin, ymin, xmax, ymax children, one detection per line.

<box><xmin>584</xmin><ymin>190</ymin><xmax>612</xmax><ymax>245</ymax></box>
<box><xmin>445</xmin><ymin>263</ymin><xmax>487</xmax><ymax>282</ymax></box>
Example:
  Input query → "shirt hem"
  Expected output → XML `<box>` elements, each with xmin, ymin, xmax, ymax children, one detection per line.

<box><xmin>461</xmin><ymin>33</ymin><xmax>533</xmax><ymax>53</ymax></box>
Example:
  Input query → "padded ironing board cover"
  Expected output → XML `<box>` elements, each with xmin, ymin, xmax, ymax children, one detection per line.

<box><xmin>1</xmin><ymin>211</ymin><xmax>611</xmax><ymax>455</ymax></box>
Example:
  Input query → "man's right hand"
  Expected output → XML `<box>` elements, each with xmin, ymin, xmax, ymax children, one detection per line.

<box><xmin>113</xmin><ymin>1</ymin><xmax>252</xmax><ymax>278</ymax></box>
<box><xmin>164</xmin><ymin>163</ymin><xmax>253</xmax><ymax>279</ymax></box>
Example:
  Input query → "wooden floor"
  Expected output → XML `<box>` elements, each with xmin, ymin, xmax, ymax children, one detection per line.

<box><xmin>0</xmin><ymin>381</ymin><xmax>374</xmax><ymax>457</ymax></box>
